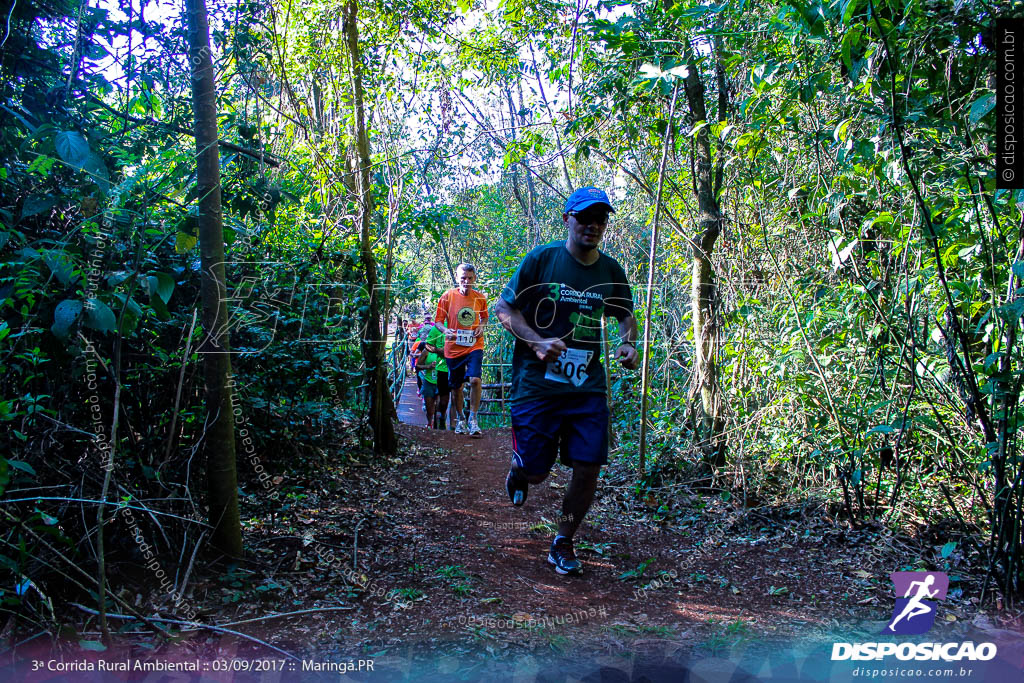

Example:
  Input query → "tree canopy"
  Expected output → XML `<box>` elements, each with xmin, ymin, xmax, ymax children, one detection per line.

<box><xmin>1</xmin><ymin>0</ymin><xmax>1021</xmax><ymax>667</ymax></box>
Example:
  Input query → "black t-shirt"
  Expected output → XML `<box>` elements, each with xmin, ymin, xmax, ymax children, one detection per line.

<box><xmin>500</xmin><ymin>241</ymin><xmax>635</xmax><ymax>404</ymax></box>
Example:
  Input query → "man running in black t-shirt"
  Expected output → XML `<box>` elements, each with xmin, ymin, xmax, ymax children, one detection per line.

<box><xmin>493</xmin><ymin>187</ymin><xmax>639</xmax><ymax>576</ymax></box>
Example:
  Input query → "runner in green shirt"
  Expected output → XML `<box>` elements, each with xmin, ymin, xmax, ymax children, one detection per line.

<box><xmin>418</xmin><ymin>346</ymin><xmax>441</xmax><ymax>428</ymax></box>
<box><xmin>425</xmin><ymin>323</ymin><xmax>452</xmax><ymax>429</ymax></box>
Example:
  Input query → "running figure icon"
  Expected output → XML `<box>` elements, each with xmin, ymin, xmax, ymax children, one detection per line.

<box><xmin>887</xmin><ymin>575</ymin><xmax>938</xmax><ymax>631</ymax></box>
<box><xmin>883</xmin><ymin>571</ymin><xmax>949</xmax><ymax>635</ymax></box>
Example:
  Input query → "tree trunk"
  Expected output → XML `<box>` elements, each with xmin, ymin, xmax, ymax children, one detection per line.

<box><xmin>517</xmin><ymin>82</ymin><xmax>541</xmax><ymax>246</ymax></box>
<box><xmin>185</xmin><ymin>0</ymin><xmax>241</xmax><ymax>556</ymax></box>
<box><xmin>639</xmin><ymin>84</ymin><xmax>679</xmax><ymax>473</ymax></box>
<box><xmin>344</xmin><ymin>0</ymin><xmax>396</xmax><ymax>455</ymax></box>
<box><xmin>683</xmin><ymin>59</ymin><xmax>727</xmax><ymax>470</ymax></box>
<box><xmin>528</xmin><ymin>43</ymin><xmax>573</xmax><ymax>193</ymax></box>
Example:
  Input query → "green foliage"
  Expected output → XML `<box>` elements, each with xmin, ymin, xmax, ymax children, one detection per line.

<box><xmin>0</xmin><ymin>0</ymin><xmax>387</xmax><ymax>632</ymax></box>
<box><xmin>618</xmin><ymin>557</ymin><xmax>656</xmax><ymax>582</ymax></box>
<box><xmin>436</xmin><ymin>564</ymin><xmax>474</xmax><ymax>595</ymax></box>
<box><xmin>1</xmin><ymin>0</ymin><xmax>1020</xmax><ymax>640</ymax></box>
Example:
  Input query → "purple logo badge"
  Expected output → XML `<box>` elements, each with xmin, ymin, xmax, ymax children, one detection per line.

<box><xmin>883</xmin><ymin>571</ymin><xmax>949</xmax><ymax>635</ymax></box>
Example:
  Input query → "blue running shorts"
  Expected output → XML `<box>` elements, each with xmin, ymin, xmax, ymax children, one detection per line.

<box><xmin>510</xmin><ymin>393</ymin><xmax>610</xmax><ymax>476</ymax></box>
<box><xmin>446</xmin><ymin>349</ymin><xmax>483</xmax><ymax>389</ymax></box>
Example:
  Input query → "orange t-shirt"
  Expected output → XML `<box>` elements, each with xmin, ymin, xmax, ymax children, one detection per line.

<box><xmin>435</xmin><ymin>287</ymin><xmax>488</xmax><ymax>359</ymax></box>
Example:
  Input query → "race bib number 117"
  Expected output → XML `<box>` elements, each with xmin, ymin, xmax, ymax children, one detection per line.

<box><xmin>545</xmin><ymin>348</ymin><xmax>594</xmax><ymax>387</ymax></box>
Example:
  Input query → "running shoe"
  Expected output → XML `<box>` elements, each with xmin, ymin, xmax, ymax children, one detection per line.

<box><xmin>548</xmin><ymin>537</ymin><xmax>583</xmax><ymax>576</ymax></box>
<box><xmin>454</xmin><ymin>419</ymin><xmax>467</xmax><ymax>434</ymax></box>
<box><xmin>468</xmin><ymin>416</ymin><xmax>482</xmax><ymax>436</ymax></box>
<box><xmin>505</xmin><ymin>468</ymin><xmax>527</xmax><ymax>506</ymax></box>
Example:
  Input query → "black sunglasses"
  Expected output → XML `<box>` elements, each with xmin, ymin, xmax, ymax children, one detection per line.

<box><xmin>568</xmin><ymin>210</ymin><xmax>611</xmax><ymax>225</ymax></box>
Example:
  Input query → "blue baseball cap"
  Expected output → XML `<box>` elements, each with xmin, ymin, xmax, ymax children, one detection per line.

<box><xmin>564</xmin><ymin>187</ymin><xmax>615</xmax><ymax>214</ymax></box>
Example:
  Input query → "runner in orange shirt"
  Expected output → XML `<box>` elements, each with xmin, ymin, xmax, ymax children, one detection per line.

<box><xmin>435</xmin><ymin>263</ymin><xmax>488</xmax><ymax>436</ymax></box>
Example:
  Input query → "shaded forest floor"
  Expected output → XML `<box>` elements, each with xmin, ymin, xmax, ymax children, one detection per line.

<box><xmin>139</xmin><ymin>377</ymin><xmax>1024</xmax><ymax>678</ymax></box>
<box><xmin>17</xmin><ymin>378</ymin><xmax>1024</xmax><ymax>680</ymax></box>
<box><xmin>233</xmin><ymin>422</ymin><xmax>1022</xmax><ymax>649</ymax></box>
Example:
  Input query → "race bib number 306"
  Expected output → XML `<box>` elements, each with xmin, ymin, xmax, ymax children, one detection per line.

<box><xmin>455</xmin><ymin>329</ymin><xmax>475</xmax><ymax>347</ymax></box>
<box><xmin>545</xmin><ymin>348</ymin><xmax>594</xmax><ymax>387</ymax></box>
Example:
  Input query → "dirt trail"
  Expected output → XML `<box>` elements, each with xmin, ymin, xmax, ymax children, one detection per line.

<box><xmin>225</xmin><ymin>374</ymin><xmax>1023</xmax><ymax>677</ymax></box>
<box><xmin>340</xmin><ymin>375</ymin><xmax>857</xmax><ymax>649</ymax></box>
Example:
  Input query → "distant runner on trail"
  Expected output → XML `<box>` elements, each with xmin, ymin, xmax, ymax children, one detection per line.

<box><xmin>494</xmin><ymin>187</ymin><xmax>639</xmax><ymax>576</ymax></box>
<box><xmin>424</xmin><ymin>322</ymin><xmax>452</xmax><ymax>429</ymax></box>
<box><xmin>435</xmin><ymin>263</ymin><xmax>488</xmax><ymax>436</ymax></box>
<box><xmin>409</xmin><ymin>336</ymin><xmax>424</xmax><ymax>397</ymax></box>
<box><xmin>417</xmin><ymin>331</ymin><xmax>441</xmax><ymax>429</ymax></box>
<box><xmin>409</xmin><ymin>314</ymin><xmax>432</xmax><ymax>397</ymax></box>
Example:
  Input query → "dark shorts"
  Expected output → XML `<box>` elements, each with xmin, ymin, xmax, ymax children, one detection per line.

<box><xmin>421</xmin><ymin>379</ymin><xmax>439</xmax><ymax>399</ymax></box>
<box><xmin>446</xmin><ymin>349</ymin><xmax>483</xmax><ymax>389</ymax></box>
<box><xmin>436</xmin><ymin>370</ymin><xmax>450</xmax><ymax>395</ymax></box>
<box><xmin>509</xmin><ymin>393</ymin><xmax>610</xmax><ymax>476</ymax></box>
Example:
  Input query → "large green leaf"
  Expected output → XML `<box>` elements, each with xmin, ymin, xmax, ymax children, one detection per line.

<box><xmin>112</xmin><ymin>292</ymin><xmax>144</xmax><ymax>317</ymax></box>
<box><xmin>840</xmin><ymin>0</ymin><xmax>860</xmax><ymax>23</ymax></box>
<box><xmin>7</xmin><ymin>460</ymin><xmax>36</xmax><ymax>476</ymax></box>
<box><xmin>112</xmin><ymin>293</ymin><xmax>142</xmax><ymax>336</ymax></box>
<box><xmin>146</xmin><ymin>272</ymin><xmax>175</xmax><ymax>304</ymax></box>
<box><xmin>54</xmin><ymin>131</ymin><xmax>91</xmax><ymax>169</ymax></box>
<box><xmin>21</xmin><ymin>195</ymin><xmax>56</xmax><ymax>219</ymax></box>
<box><xmin>81</xmin><ymin>153</ymin><xmax>110</xmax><ymax>193</ymax></box>
<box><xmin>43</xmin><ymin>250</ymin><xmax>75</xmax><ymax>285</ymax></box>
<box><xmin>175</xmin><ymin>232</ymin><xmax>198</xmax><ymax>253</ymax></box>
<box><xmin>83</xmin><ymin>299</ymin><xmax>116</xmax><ymax>333</ymax></box>
<box><xmin>968</xmin><ymin>94</ymin><xmax>995</xmax><ymax>127</ymax></box>
<box><xmin>997</xmin><ymin>299</ymin><xmax>1024</xmax><ymax>323</ymax></box>
<box><xmin>52</xmin><ymin>299</ymin><xmax>84</xmax><ymax>339</ymax></box>
<box><xmin>150</xmin><ymin>294</ymin><xmax>171</xmax><ymax>321</ymax></box>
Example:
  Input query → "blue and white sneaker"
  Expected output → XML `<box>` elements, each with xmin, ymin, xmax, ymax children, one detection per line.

<box><xmin>505</xmin><ymin>468</ymin><xmax>527</xmax><ymax>507</ymax></box>
<box><xmin>548</xmin><ymin>536</ymin><xmax>582</xmax><ymax>575</ymax></box>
